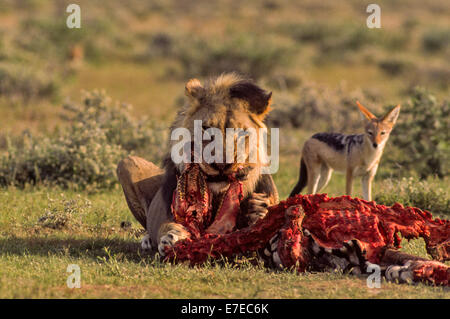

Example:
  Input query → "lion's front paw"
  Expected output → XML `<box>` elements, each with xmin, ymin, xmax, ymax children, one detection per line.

<box><xmin>247</xmin><ymin>193</ymin><xmax>271</xmax><ymax>225</ymax></box>
<box><xmin>141</xmin><ymin>234</ymin><xmax>152</xmax><ymax>251</ymax></box>
<box><xmin>158</xmin><ymin>228</ymin><xmax>190</xmax><ymax>256</ymax></box>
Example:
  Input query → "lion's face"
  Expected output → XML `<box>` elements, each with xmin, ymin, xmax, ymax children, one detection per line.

<box><xmin>170</xmin><ymin>73</ymin><xmax>272</xmax><ymax>194</ymax></box>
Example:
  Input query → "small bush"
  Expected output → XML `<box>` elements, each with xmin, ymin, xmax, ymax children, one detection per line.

<box><xmin>266</xmin><ymin>83</ymin><xmax>372</xmax><ymax>132</ymax></box>
<box><xmin>279</xmin><ymin>22</ymin><xmax>339</xmax><ymax>44</ymax></box>
<box><xmin>319</xmin><ymin>27</ymin><xmax>377</xmax><ymax>53</ymax></box>
<box><xmin>375</xmin><ymin>177</ymin><xmax>449</xmax><ymax>218</ymax></box>
<box><xmin>148</xmin><ymin>32</ymin><xmax>174</xmax><ymax>57</ymax></box>
<box><xmin>0</xmin><ymin>91</ymin><xmax>167</xmax><ymax>189</ymax></box>
<box><xmin>0</xmin><ymin>122</ymin><xmax>126</xmax><ymax>189</ymax></box>
<box><xmin>37</xmin><ymin>194</ymin><xmax>91</xmax><ymax>229</ymax></box>
<box><xmin>412</xmin><ymin>64</ymin><xmax>450</xmax><ymax>90</ymax></box>
<box><xmin>0</xmin><ymin>62</ymin><xmax>60</xmax><ymax>101</ymax></box>
<box><xmin>422</xmin><ymin>28</ymin><xmax>450</xmax><ymax>52</ymax></box>
<box><xmin>174</xmin><ymin>34</ymin><xmax>293</xmax><ymax>80</ymax></box>
<box><xmin>17</xmin><ymin>17</ymin><xmax>116</xmax><ymax>62</ymax></box>
<box><xmin>383</xmin><ymin>88</ymin><xmax>449</xmax><ymax>179</ymax></box>
<box><xmin>62</xmin><ymin>90</ymin><xmax>167</xmax><ymax>157</ymax></box>
<box><xmin>281</xmin><ymin>22</ymin><xmax>407</xmax><ymax>54</ymax></box>
<box><xmin>378</xmin><ymin>57</ymin><xmax>412</xmax><ymax>76</ymax></box>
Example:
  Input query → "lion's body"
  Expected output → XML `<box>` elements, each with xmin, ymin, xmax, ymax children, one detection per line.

<box><xmin>117</xmin><ymin>73</ymin><xmax>279</xmax><ymax>254</ymax></box>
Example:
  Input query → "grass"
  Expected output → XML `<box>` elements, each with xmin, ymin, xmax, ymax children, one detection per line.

<box><xmin>0</xmin><ymin>175</ymin><xmax>448</xmax><ymax>299</ymax></box>
<box><xmin>1</xmin><ymin>248</ymin><xmax>448</xmax><ymax>298</ymax></box>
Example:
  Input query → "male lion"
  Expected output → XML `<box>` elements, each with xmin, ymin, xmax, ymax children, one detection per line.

<box><xmin>117</xmin><ymin>73</ymin><xmax>278</xmax><ymax>255</ymax></box>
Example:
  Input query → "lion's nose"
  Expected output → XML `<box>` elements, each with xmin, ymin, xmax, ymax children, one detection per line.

<box><xmin>373</xmin><ymin>143</ymin><xmax>378</xmax><ymax>148</ymax></box>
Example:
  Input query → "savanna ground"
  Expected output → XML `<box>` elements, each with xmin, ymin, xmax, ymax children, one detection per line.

<box><xmin>0</xmin><ymin>0</ymin><xmax>449</xmax><ymax>298</ymax></box>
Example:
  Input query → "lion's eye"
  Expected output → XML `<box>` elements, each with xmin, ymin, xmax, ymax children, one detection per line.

<box><xmin>367</xmin><ymin>131</ymin><xmax>373</xmax><ymax>136</ymax></box>
<box><xmin>381</xmin><ymin>131</ymin><xmax>386</xmax><ymax>135</ymax></box>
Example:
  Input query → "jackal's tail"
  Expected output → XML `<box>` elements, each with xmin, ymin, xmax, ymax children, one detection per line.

<box><xmin>289</xmin><ymin>158</ymin><xmax>307</xmax><ymax>198</ymax></box>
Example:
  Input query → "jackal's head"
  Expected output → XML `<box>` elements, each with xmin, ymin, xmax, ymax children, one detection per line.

<box><xmin>356</xmin><ymin>101</ymin><xmax>400</xmax><ymax>149</ymax></box>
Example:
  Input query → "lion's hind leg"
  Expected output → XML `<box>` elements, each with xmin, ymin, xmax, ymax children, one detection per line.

<box><xmin>117</xmin><ymin>156</ymin><xmax>165</xmax><ymax>252</ymax></box>
<box><xmin>117</xmin><ymin>156</ymin><xmax>164</xmax><ymax>229</ymax></box>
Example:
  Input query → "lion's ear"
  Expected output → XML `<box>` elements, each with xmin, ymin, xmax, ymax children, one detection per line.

<box><xmin>229</xmin><ymin>81</ymin><xmax>272</xmax><ymax>116</ymax></box>
<box><xmin>185</xmin><ymin>78</ymin><xmax>204</xmax><ymax>99</ymax></box>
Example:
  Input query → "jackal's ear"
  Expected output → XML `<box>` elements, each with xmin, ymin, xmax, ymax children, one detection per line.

<box><xmin>381</xmin><ymin>104</ymin><xmax>401</xmax><ymax>125</ymax></box>
<box><xmin>356</xmin><ymin>101</ymin><xmax>376</xmax><ymax>121</ymax></box>
<box><xmin>229</xmin><ymin>81</ymin><xmax>272</xmax><ymax>117</ymax></box>
<box><xmin>185</xmin><ymin>78</ymin><xmax>204</xmax><ymax>99</ymax></box>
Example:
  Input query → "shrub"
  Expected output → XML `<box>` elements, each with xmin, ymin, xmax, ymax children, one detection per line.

<box><xmin>37</xmin><ymin>194</ymin><xmax>91</xmax><ymax>230</ymax></box>
<box><xmin>174</xmin><ymin>34</ymin><xmax>293</xmax><ymax>80</ymax></box>
<box><xmin>0</xmin><ymin>121</ymin><xmax>126</xmax><ymax>189</ymax></box>
<box><xmin>378</xmin><ymin>57</ymin><xmax>412</xmax><ymax>76</ymax></box>
<box><xmin>383</xmin><ymin>88</ymin><xmax>449</xmax><ymax>179</ymax></box>
<box><xmin>17</xmin><ymin>17</ymin><xmax>115</xmax><ymax>62</ymax></box>
<box><xmin>0</xmin><ymin>91</ymin><xmax>167</xmax><ymax>189</ymax></box>
<box><xmin>319</xmin><ymin>26</ymin><xmax>377</xmax><ymax>53</ymax></box>
<box><xmin>16</xmin><ymin>19</ymin><xmax>86</xmax><ymax>62</ymax></box>
<box><xmin>422</xmin><ymin>28</ymin><xmax>450</xmax><ymax>52</ymax></box>
<box><xmin>62</xmin><ymin>90</ymin><xmax>167</xmax><ymax>158</ymax></box>
<box><xmin>412</xmin><ymin>64</ymin><xmax>450</xmax><ymax>90</ymax></box>
<box><xmin>266</xmin><ymin>83</ymin><xmax>373</xmax><ymax>132</ymax></box>
<box><xmin>0</xmin><ymin>62</ymin><xmax>60</xmax><ymax>101</ymax></box>
<box><xmin>374</xmin><ymin>177</ymin><xmax>449</xmax><ymax>218</ymax></box>
<box><xmin>147</xmin><ymin>32</ymin><xmax>174</xmax><ymax>57</ymax></box>
<box><xmin>279</xmin><ymin>22</ymin><xmax>339</xmax><ymax>44</ymax></box>
<box><xmin>134</xmin><ymin>32</ymin><xmax>175</xmax><ymax>63</ymax></box>
<box><xmin>281</xmin><ymin>22</ymin><xmax>407</xmax><ymax>55</ymax></box>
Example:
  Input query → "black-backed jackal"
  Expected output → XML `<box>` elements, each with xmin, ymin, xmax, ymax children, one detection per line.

<box><xmin>290</xmin><ymin>101</ymin><xmax>400</xmax><ymax>201</ymax></box>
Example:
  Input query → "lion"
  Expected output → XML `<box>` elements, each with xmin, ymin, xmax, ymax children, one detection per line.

<box><xmin>117</xmin><ymin>73</ymin><xmax>279</xmax><ymax>255</ymax></box>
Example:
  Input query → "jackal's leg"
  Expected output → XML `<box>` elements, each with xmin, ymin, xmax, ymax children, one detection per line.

<box><xmin>116</xmin><ymin>156</ymin><xmax>164</xmax><ymax>229</ymax></box>
<box><xmin>345</xmin><ymin>167</ymin><xmax>354</xmax><ymax>197</ymax></box>
<box><xmin>361</xmin><ymin>165</ymin><xmax>377</xmax><ymax>201</ymax></box>
<box><xmin>307</xmin><ymin>165</ymin><xmax>321</xmax><ymax>194</ymax></box>
<box><xmin>317</xmin><ymin>164</ymin><xmax>332</xmax><ymax>193</ymax></box>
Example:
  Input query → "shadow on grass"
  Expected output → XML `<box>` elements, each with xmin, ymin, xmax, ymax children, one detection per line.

<box><xmin>0</xmin><ymin>236</ymin><xmax>156</xmax><ymax>262</ymax></box>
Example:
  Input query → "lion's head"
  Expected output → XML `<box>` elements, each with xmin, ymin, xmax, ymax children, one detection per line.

<box><xmin>168</xmin><ymin>73</ymin><xmax>273</xmax><ymax>196</ymax></box>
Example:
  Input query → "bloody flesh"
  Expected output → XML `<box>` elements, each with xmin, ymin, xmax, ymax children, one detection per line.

<box><xmin>165</xmin><ymin>164</ymin><xmax>450</xmax><ymax>286</ymax></box>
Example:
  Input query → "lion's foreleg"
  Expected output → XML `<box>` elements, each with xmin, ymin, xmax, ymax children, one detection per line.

<box><xmin>242</xmin><ymin>174</ymin><xmax>279</xmax><ymax>226</ymax></box>
<box><xmin>157</xmin><ymin>222</ymin><xmax>191</xmax><ymax>256</ymax></box>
